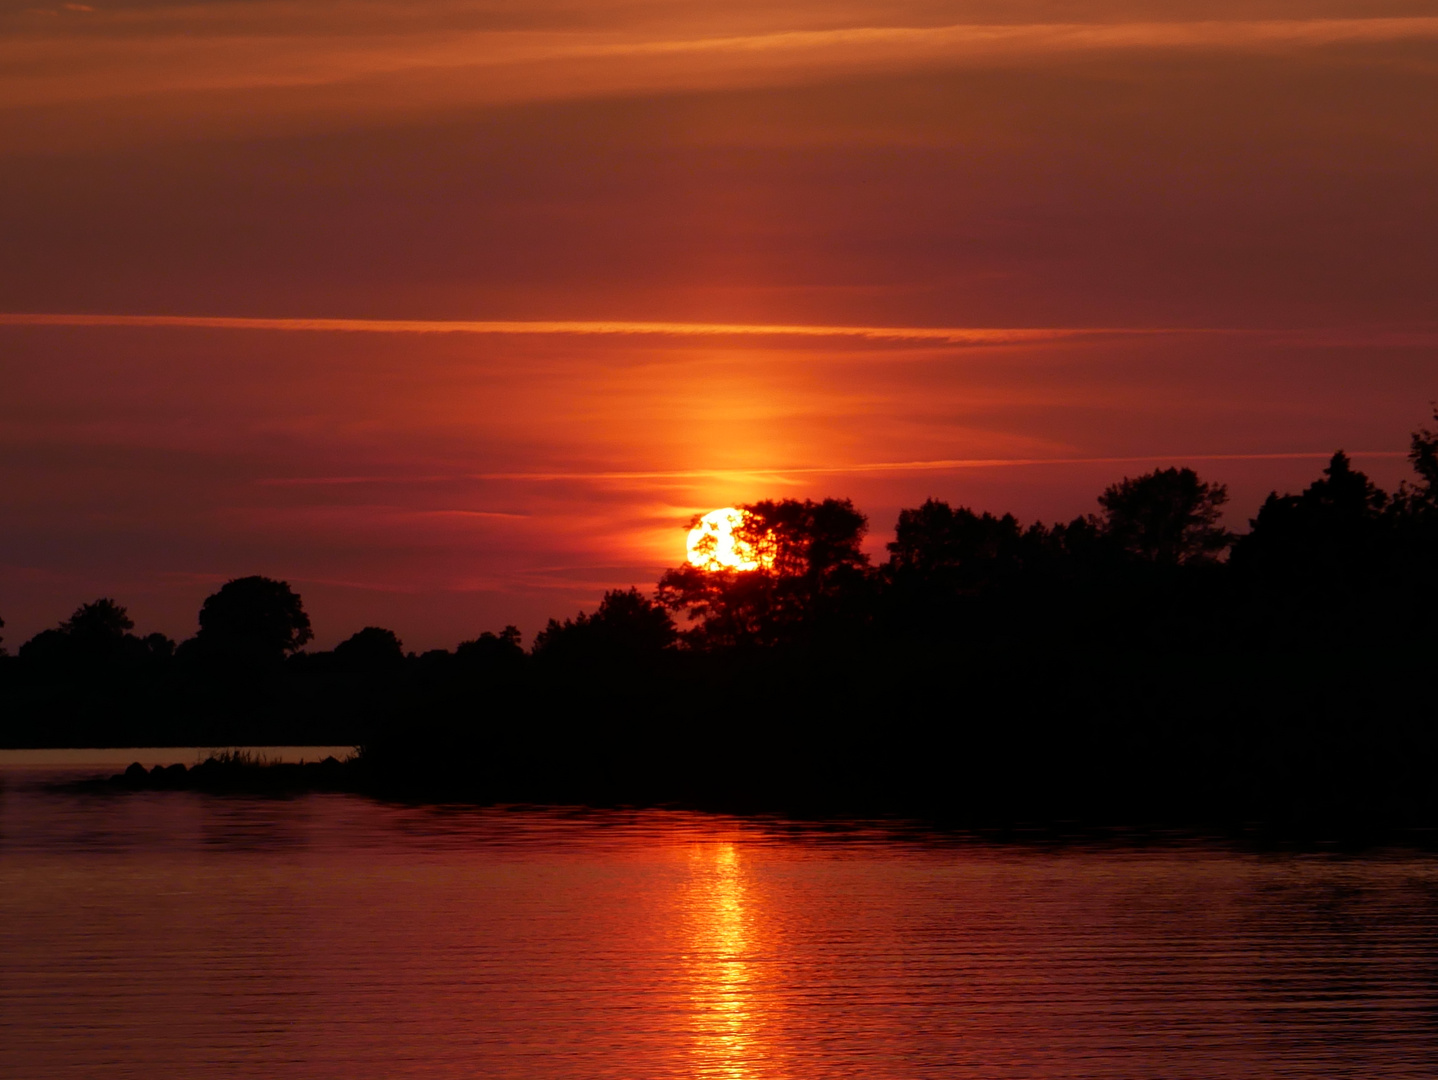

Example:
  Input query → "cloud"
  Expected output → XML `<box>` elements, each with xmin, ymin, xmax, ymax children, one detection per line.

<box><xmin>8</xmin><ymin>313</ymin><xmax>1436</xmax><ymax>351</ymax></box>
<box><xmin>256</xmin><ymin>451</ymin><xmax>1405</xmax><ymax>488</ymax></box>
<box><xmin>4</xmin><ymin>9</ymin><xmax>1437</xmax><ymax>141</ymax></box>
<box><xmin>0</xmin><ymin>312</ymin><xmax>1163</xmax><ymax>345</ymax></box>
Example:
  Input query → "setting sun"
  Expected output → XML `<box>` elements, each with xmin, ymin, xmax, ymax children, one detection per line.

<box><xmin>686</xmin><ymin>508</ymin><xmax>774</xmax><ymax>572</ymax></box>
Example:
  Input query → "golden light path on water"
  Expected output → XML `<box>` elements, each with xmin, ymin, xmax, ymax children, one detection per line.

<box><xmin>687</xmin><ymin>842</ymin><xmax>759</xmax><ymax>1079</ymax></box>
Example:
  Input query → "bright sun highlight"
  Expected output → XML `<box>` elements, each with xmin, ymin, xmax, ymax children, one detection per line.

<box><xmin>687</xmin><ymin>507</ymin><xmax>774</xmax><ymax>572</ymax></box>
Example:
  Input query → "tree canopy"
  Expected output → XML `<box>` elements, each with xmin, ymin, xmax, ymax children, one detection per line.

<box><xmin>334</xmin><ymin>626</ymin><xmax>405</xmax><ymax>670</ymax></box>
<box><xmin>657</xmin><ymin>497</ymin><xmax>869</xmax><ymax>647</ymax></box>
<box><xmin>1097</xmin><ymin>467</ymin><xmax>1232</xmax><ymax>565</ymax></box>
<box><xmin>193</xmin><ymin>576</ymin><xmax>312</xmax><ymax>664</ymax></box>
<box><xmin>533</xmin><ymin>588</ymin><xmax>676</xmax><ymax>663</ymax></box>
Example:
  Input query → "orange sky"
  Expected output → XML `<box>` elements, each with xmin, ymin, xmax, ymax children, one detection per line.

<box><xmin>1</xmin><ymin>0</ymin><xmax>1436</xmax><ymax>648</ymax></box>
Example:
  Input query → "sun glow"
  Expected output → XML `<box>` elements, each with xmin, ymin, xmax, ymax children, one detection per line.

<box><xmin>687</xmin><ymin>508</ymin><xmax>774</xmax><ymax>572</ymax></box>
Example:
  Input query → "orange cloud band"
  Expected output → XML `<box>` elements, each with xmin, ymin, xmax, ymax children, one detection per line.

<box><xmin>255</xmin><ymin>452</ymin><xmax>1407</xmax><ymax>488</ymax></box>
<box><xmin>0</xmin><ymin>312</ymin><xmax>1175</xmax><ymax>345</ymax></box>
<box><xmin>9</xmin><ymin>16</ymin><xmax>1438</xmax><ymax>109</ymax></box>
<box><xmin>7</xmin><ymin>314</ymin><xmax>1436</xmax><ymax>350</ymax></box>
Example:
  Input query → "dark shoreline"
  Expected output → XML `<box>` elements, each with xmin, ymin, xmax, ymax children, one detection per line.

<box><xmin>8</xmin><ymin>629</ymin><xmax>1437</xmax><ymax>849</ymax></box>
<box><xmin>57</xmin><ymin>720</ymin><xmax>1438</xmax><ymax>852</ymax></box>
<box><xmin>9</xmin><ymin>439</ymin><xmax>1438</xmax><ymax>846</ymax></box>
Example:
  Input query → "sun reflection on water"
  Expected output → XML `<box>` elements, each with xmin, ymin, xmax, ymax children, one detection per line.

<box><xmin>685</xmin><ymin>841</ymin><xmax>760</xmax><ymax>1079</ymax></box>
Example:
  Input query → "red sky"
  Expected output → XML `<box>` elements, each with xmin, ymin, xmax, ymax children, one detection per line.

<box><xmin>2</xmin><ymin>0</ymin><xmax>1436</xmax><ymax>649</ymax></box>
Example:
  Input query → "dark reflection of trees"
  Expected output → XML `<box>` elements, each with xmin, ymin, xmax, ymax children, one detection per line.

<box><xmin>8</xmin><ymin>406</ymin><xmax>1438</xmax><ymax>832</ymax></box>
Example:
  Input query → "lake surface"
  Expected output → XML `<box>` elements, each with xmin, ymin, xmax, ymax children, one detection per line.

<box><xmin>5</xmin><ymin>755</ymin><xmax>1438</xmax><ymax>1079</ymax></box>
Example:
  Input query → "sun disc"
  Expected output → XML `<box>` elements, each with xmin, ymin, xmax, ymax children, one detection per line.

<box><xmin>687</xmin><ymin>507</ymin><xmax>773</xmax><ymax>572</ymax></box>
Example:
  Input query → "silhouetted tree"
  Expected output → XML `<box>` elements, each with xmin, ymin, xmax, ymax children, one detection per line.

<box><xmin>455</xmin><ymin>625</ymin><xmax>525</xmax><ymax>671</ymax></box>
<box><xmin>17</xmin><ymin>598</ymin><xmax>170</xmax><ymax>666</ymax></box>
<box><xmin>1224</xmin><ymin>449</ymin><xmax>1418</xmax><ymax>641</ymax></box>
<box><xmin>413</xmin><ymin>648</ymin><xmax>454</xmax><ymax>674</ymax></box>
<box><xmin>657</xmin><ymin>498</ymin><xmax>871</xmax><ymax>647</ymax></box>
<box><xmin>334</xmin><ymin>626</ymin><xmax>405</xmax><ymax>671</ymax></box>
<box><xmin>61</xmin><ymin>597</ymin><xmax>134</xmax><ymax>642</ymax></box>
<box><xmin>1391</xmin><ymin>405</ymin><xmax>1438</xmax><ymax>540</ymax></box>
<box><xmin>18</xmin><ymin>628</ymin><xmax>71</xmax><ymax>665</ymax></box>
<box><xmin>190</xmin><ymin>576</ymin><xmax>312</xmax><ymax>665</ymax></box>
<box><xmin>1390</xmin><ymin>409</ymin><xmax>1438</xmax><ymax>605</ymax></box>
<box><xmin>141</xmin><ymin>632</ymin><xmax>175</xmax><ymax>660</ymax></box>
<box><xmin>886</xmin><ymin>501</ymin><xmax>1032</xmax><ymax>585</ymax></box>
<box><xmin>1232</xmin><ymin>452</ymin><xmax>1389</xmax><ymax>586</ymax></box>
<box><xmin>1098</xmin><ymin>467</ymin><xmax>1232</xmax><ymax>564</ymax></box>
<box><xmin>1406</xmin><ymin>405</ymin><xmax>1438</xmax><ymax>503</ymax></box>
<box><xmin>533</xmin><ymin>588</ymin><xmax>677</xmax><ymax>663</ymax></box>
<box><xmin>878</xmin><ymin>499</ymin><xmax>1142</xmax><ymax>640</ymax></box>
<box><xmin>880</xmin><ymin>500</ymin><xmax>1049</xmax><ymax>636</ymax></box>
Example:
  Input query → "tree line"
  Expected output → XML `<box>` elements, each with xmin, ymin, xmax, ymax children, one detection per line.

<box><xmin>4</xmin><ymin>407</ymin><xmax>1438</xmax><ymax>673</ymax></box>
<box><xmin>5</xmin><ymin>408</ymin><xmax>1438</xmax><ymax>836</ymax></box>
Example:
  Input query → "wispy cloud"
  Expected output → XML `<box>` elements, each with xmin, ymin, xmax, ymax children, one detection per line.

<box><xmin>0</xmin><ymin>312</ymin><xmax>1163</xmax><ymax>345</ymax></box>
<box><xmin>8</xmin><ymin>313</ymin><xmax>1436</xmax><ymax>351</ymax></box>
<box><xmin>5</xmin><ymin>11</ymin><xmax>1437</xmax><ymax>117</ymax></box>
<box><xmin>256</xmin><ymin>451</ymin><xmax>1408</xmax><ymax>490</ymax></box>
<box><xmin>468</xmin><ymin>451</ymin><xmax>1404</xmax><ymax>487</ymax></box>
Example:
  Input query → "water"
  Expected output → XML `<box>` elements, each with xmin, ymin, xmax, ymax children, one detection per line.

<box><xmin>4</xmin><ymin>756</ymin><xmax>1438</xmax><ymax>1079</ymax></box>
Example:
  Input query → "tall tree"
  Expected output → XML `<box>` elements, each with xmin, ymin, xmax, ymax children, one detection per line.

<box><xmin>658</xmin><ymin>498</ymin><xmax>870</xmax><ymax>647</ymax></box>
<box><xmin>193</xmin><ymin>576</ymin><xmax>312</xmax><ymax>664</ymax></box>
<box><xmin>1098</xmin><ymin>467</ymin><xmax>1232</xmax><ymax>565</ymax></box>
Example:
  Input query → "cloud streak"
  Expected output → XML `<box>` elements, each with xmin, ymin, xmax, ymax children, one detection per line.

<box><xmin>495</xmin><ymin>453</ymin><xmax>1406</xmax><ymax>484</ymax></box>
<box><xmin>0</xmin><ymin>312</ymin><xmax>1165</xmax><ymax>346</ymax></box>
<box><xmin>6</xmin><ymin>11</ymin><xmax>1438</xmax><ymax>117</ymax></box>
<box><xmin>255</xmin><ymin>451</ymin><xmax>1408</xmax><ymax>489</ymax></box>
<box><xmin>8</xmin><ymin>314</ymin><xmax>1436</xmax><ymax>352</ymax></box>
